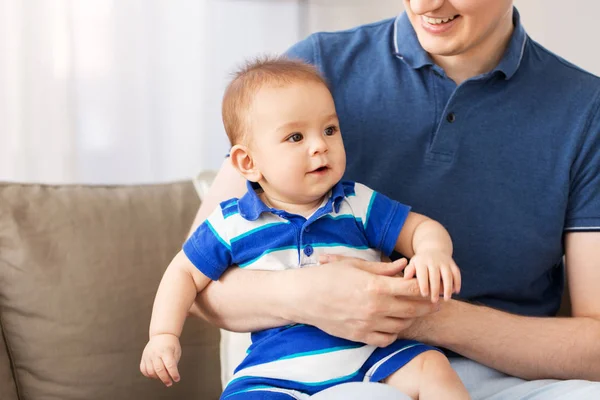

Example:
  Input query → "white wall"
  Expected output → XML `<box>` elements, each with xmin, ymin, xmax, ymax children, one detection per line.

<box><xmin>2</xmin><ymin>1</ymin><xmax>597</xmax><ymax>184</ymax></box>
<box><xmin>515</xmin><ymin>0</ymin><xmax>600</xmax><ymax>75</ymax></box>
<box><xmin>306</xmin><ymin>0</ymin><xmax>401</xmax><ymax>33</ymax></box>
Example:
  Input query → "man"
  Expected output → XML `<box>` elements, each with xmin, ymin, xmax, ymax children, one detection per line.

<box><xmin>190</xmin><ymin>1</ymin><xmax>600</xmax><ymax>398</ymax></box>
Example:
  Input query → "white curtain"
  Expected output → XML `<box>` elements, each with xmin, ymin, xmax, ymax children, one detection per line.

<box><xmin>2</xmin><ymin>0</ymin><xmax>597</xmax><ymax>185</ymax></box>
<box><xmin>0</xmin><ymin>0</ymin><xmax>303</xmax><ymax>184</ymax></box>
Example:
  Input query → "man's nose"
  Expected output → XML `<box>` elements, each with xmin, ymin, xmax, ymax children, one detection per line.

<box><xmin>407</xmin><ymin>0</ymin><xmax>445</xmax><ymax>15</ymax></box>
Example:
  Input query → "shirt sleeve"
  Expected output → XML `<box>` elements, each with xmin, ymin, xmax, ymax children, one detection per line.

<box><xmin>183</xmin><ymin>206</ymin><xmax>232</xmax><ymax>280</ymax></box>
<box><xmin>350</xmin><ymin>182</ymin><xmax>411</xmax><ymax>256</ymax></box>
<box><xmin>565</xmin><ymin>96</ymin><xmax>600</xmax><ymax>231</ymax></box>
<box><xmin>285</xmin><ymin>34</ymin><xmax>317</xmax><ymax>65</ymax></box>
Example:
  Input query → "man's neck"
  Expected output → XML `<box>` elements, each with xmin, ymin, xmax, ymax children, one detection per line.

<box><xmin>432</xmin><ymin>10</ymin><xmax>514</xmax><ymax>85</ymax></box>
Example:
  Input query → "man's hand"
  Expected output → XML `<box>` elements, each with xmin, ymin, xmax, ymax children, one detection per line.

<box><xmin>403</xmin><ymin>250</ymin><xmax>461</xmax><ymax>303</ymax></box>
<box><xmin>291</xmin><ymin>255</ymin><xmax>440</xmax><ymax>347</ymax></box>
<box><xmin>140</xmin><ymin>333</ymin><xmax>182</xmax><ymax>387</ymax></box>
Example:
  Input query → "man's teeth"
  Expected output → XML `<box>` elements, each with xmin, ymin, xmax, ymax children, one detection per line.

<box><xmin>423</xmin><ymin>15</ymin><xmax>456</xmax><ymax>25</ymax></box>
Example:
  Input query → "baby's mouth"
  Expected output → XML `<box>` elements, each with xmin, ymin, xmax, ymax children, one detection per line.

<box><xmin>310</xmin><ymin>166</ymin><xmax>329</xmax><ymax>173</ymax></box>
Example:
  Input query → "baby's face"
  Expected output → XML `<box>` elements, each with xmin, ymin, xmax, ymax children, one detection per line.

<box><xmin>247</xmin><ymin>80</ymin><xmax>346</xmax><ymax>204</ymax></box>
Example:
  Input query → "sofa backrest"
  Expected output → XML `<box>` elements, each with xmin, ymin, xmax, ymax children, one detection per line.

<box><xmin>0</xmin><ymin>181</ymin><xmax>221</xmax><ymax>400</ymax></box>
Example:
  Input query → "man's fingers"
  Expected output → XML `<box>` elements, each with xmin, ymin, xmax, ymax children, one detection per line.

<box><xmin>359</xmin><ymin>258</ymin><xmax>407</xmax><ymax>276</ymax></box>
<box><xmin>373</xmin><ymin>317</ymin><xmax>415</xmax><ymax>334</ymax></box>
<box><xmin>364</xmin><ymin>331</ymin><xmax>400</xmax><ymax>348</ymax></box>
<box><xmin>151</xmin><ymin>358</ymin><xmax>173</xmax><ymax>387</ymax></box>
<box><xmin>319</xmin><ymin>255</ymin><xmax>407</xmax><ymax>277</ymax></box>
<box><xmin>376</xmin><ymin>274</ymin><xmax>422</xmax><ymax>297</ymax></box>
<box><xmin>381</xmin><ymin>258</ymin><xmax>408</xmax><ymax>276</ymax></box>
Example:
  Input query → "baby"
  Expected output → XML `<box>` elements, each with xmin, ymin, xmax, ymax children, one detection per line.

<box><xmin>140</xmin><ymin>56</ymin><xmax>469</xmax><ymax>400</ymax></box>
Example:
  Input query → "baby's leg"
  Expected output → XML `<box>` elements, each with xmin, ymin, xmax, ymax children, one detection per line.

<box><xmin>383</xmin><ymin>350</ymin><xmax>470</xmax><ymax>400</ymax></box>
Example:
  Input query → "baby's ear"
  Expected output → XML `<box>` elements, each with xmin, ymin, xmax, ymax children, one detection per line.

<box><xmin>229</xmin><ymin>144</ymin><xmax>262</xmax><ymax>182</ymax></box>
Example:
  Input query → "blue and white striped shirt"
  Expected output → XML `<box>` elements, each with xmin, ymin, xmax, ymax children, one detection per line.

<box><xmin>184</xmin><ymin>180</ymin><xmax>410</xmax><ymax>281</ymax></box>
<box><xmin>183</xmin><ymin>181</ymin><xmax>436</xmax><ymax>398</ymax></box>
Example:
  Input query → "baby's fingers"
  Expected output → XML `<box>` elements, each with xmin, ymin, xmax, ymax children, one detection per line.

<box><xmin>416</xmin><ymin>264</ymin><xmax>430</xmax><ymax>298</ymax></box>
<box><xmin>428</xmin><ymin>266</ymin><xmax>440</xmax><ymax>303</ymax></box>
<box><xmin>451</xmin><ymin>262</ymin><xmax>462</xmax><ymax>294</ymax></box>
<box><xmin>151</xmin><ymin>357</ymin><xmax>173</xmax><ymax>387</ymax></box>
<box><xmin>145</xmin><ymin>359</ymin><xmax>158</xmax><ymax>379</ymax></box>
<box><xmin>140</xmin><ymin>358</ymin><xmax>149</xmax><ymax>377</ymax></box>
<box><xmin>162</xmin><ymin>353</ymin><xmax>181</xmax><ymax>384</ymax></box>
<box><xmin>440</xmin><ymin>266</ymin><xmax>454</xmax><ymax>301</ymax></box>
<box><xmin>403</xmin><ymin>263</ymin><xmax>416</xmax><ymax>280</ymax></box>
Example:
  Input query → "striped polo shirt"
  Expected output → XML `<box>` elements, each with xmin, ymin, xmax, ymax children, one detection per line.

<box><xmin>183</xmin><ymin>180</ymin><xmax>410</xmax><ymax>281</ymax></box>
<box><xmin>184</xmin><ymin>180</ymin><xmax>437</xmax><ymax>397</ymax></box>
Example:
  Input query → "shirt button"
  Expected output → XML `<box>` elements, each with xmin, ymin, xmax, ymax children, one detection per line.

<box><xmin>446</xmin><ymin>112</ymin><xmax>456</xmax><ymax>123</ymax></box>
<box><xmin>305</xmin><ymin>227</ymin><xmax>310</xmax><ymax>233</ymax></box>
<box><xmin>304</xmin><ymin>245</ymin><xmax>314</xmax><ymax>256</ymax></box>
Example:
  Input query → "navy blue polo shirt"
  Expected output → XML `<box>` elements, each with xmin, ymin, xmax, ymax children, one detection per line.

<box><xmin>286</xmin><ymin>8</ymin><xmax>600</xmax><ymax>317</ymax></box>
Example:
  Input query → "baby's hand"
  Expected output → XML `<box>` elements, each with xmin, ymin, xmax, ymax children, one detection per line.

<box><xmin>140</xmin><ymin>333</ymin><xmax>182</xmax><ymax>387</ymax></box>
<box><xmin>403</xmin><ymin>251</ymin><xmax>461</xmax><ymax>303</ymax></box>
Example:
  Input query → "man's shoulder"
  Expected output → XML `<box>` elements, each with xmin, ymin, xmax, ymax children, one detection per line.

<box><xmin>527</xmin><ymin>38</ymin><xmax>600</xmax><ymax>88</ymax></box>
<box><xmin>286</xmin><ymin>17</ymin><xmax>396</xmax><ymax>64</ymax></box>
<box><xmin>313</xmin><ymin>17</ymin><xmax>396</xmax><ymax>40</ymax></box>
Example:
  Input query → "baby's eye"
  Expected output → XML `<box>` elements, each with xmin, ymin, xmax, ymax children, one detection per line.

<box><xmin>324</xmin><ymin>126</ymin><xmax>338</xmax><ymax>136</ymax></box>
<box><xmin>287</xmin><ymin>133</ymin><xmax>303</xmax><ymax>142</ymax></box>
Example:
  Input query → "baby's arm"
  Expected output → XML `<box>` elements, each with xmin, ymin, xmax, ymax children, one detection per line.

<box><xmin>140</xmin><ymin>250</ymin><xmax>210</xmax><ymax>387</ymax></box>
<box><xmin>395</xmin><ymin>212</ymin><xmax>461</xmax><ymax>302</ymax></box>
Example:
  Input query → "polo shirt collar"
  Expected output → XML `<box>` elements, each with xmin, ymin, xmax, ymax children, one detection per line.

<box><xmin>393</xmin><ymin>7</ymin><xmax>527</xmax><ymax>80</ymax></box>
<box><xmin>238</xmin><ymin>180</ymin><xmax>346</xmax><ymax>221</ymax></box>
<box><xmin>393</xmin><ymin>12</ymin><xmax>433</xmax><ymax>69</ymax></box>
<box><xmin>238</xmin><ymin>181</ymin><xmax>269</xmax><ymax>221</ymax></box>
<box><xmin>492</xmin><ymin>8</ymin><xmax>527</xmax><ymax>80</ymax></box>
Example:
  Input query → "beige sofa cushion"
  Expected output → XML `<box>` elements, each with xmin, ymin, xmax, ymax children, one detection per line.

<box><xmin>0</xmin><ymin>182</ymin><xmax>221</xmax><ymax>400</ymax></box>
<box><xmin>0</xmin><ymin>326</ymin><xmax>18</xmax><ymax>400</ymax></box>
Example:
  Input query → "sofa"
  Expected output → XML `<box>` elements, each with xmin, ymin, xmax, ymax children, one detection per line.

<box><xmin>0</xmin><ymin>180</ymin><xmax>221</xmax><ymax>400</ymax></box>
<box><xmin>0</xmin><ymin>178</ymin><xmax>573</xmax><ymax>400</ymax></box>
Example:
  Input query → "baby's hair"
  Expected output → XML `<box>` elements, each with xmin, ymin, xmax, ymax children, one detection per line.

<box><xmin>222</xmin><ymin>55</ymin><xmax>329</xmax><ymax>146</ymax></box>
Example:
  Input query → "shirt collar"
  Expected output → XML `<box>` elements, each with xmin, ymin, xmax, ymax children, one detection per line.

<box><xmin>491</xmin><ymin>8</ymin><xmax>527</xmax><ymax>80</ymax></box>
<box><xmin>237</xmin><ymin>180</ymin><xmax>347</xmax><ymax>221</ymax></box>
<box><xmin>393</xmin><ymin>12</ymin><xmax>434</xmax><ymax>69</ymax></box>
<box><xmin>393</xmin><ymin>7</ymin><xmax>527</xmax><ymax>80</ymax></box>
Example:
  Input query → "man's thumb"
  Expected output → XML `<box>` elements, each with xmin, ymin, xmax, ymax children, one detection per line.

<box><xmin>319</xmin><ymin>254</ymin><xmax>407</xmax><ymax>277</ymax></box>
<box><xmin>379</xmin><ymin>258</ymin><xmax>408</xmax><ymax>276</ymax></box>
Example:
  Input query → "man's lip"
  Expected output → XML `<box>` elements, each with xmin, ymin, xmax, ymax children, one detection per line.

<box><xmin>420</xmin><ymin>14</ymin><xmax>460</xmax><ymax>34</ymax></box>
<box><xmin>423</xmin><ymin>14</ymin><xmax>459</xmax><ymax>20</ymax></box>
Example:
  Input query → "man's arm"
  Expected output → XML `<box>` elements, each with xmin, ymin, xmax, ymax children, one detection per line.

<box><xmin>187</xmin><ymin>158</ymin><xmax>292</xmax><ymax>330</ymax></box>
<box><xmin>411</xmin><ymin>231</ymin><xmax>600</xmax><ymax>381</ymax></box>
<box><xmin>188</xmin><ymin>158</ymin><xmax>246</xmax><ymax>237</ymax></box>
<box><xmin>188</xmin><ymin>160</ymin><xmax>439</xmax><ymax>344</ymax></box>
